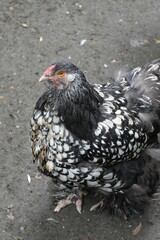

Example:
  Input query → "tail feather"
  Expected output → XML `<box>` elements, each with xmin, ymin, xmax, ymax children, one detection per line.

<box><xmin>99</xmin><ymin>150</ymin><xmax>160</xmax><ymax>218</ymax></box>
<box><xmin>123</xmin><ymin>59</ymin><xmax>160</xmax><ymax>139</ymax></box>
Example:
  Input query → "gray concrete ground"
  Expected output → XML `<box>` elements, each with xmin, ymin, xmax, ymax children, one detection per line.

<box><xmin>0</xmin><ymin>0</ymin><xmax>160</xmax><ymax>239</ymax></box>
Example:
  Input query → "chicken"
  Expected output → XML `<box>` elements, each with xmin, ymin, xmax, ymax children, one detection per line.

<box><xmin>30</xmin><ymin>59</ymin><xmax>160</xmax><ymax>218</ymax></box>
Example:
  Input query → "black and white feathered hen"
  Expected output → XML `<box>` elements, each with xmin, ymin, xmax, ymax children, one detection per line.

<box><xmin>31</xmin><ymin>59</ymin><xmax>160</xmax><ymax>218</ymax></box>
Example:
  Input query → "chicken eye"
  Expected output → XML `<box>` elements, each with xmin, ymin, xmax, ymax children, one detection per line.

<box><xmin>57</xmin><ymin>71</ymin><xmax>65</xmax><ymax>77</ymax></box>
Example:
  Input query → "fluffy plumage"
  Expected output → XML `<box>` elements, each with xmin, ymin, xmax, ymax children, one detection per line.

<box><xmin>31</xmin><ymin>59</ymin><xmax>160</xmax><ymax>218</ymax></box>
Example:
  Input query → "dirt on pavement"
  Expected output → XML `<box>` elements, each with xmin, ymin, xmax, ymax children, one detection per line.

<box><xmin>0</xmin><ymin>0</ymin><xmax>160</xmax><ymax>240</ymax></box>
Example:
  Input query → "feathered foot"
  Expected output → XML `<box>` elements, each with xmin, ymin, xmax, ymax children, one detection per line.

<box><xmin>54</xmin><ymin>189</ymin><xmax>87</xmax><ymax>213</ymax></box>
<box><xmin>102</xmin><ymin>185</ymin><xmax>149</xmax><ymax>219</ymax></box>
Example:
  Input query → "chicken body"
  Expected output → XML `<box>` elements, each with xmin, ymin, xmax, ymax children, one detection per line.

<box><xmin>31</xmin><ymin>59</ymin><xmax>160</xmax><ymax>217</ymax></box>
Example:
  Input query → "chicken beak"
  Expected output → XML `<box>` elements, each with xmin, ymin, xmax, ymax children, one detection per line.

<box><xmin>39</xmin><ymin>75</ymin><xmax>50</xmax><ymax>82</ymax></box>
<box><xmin>39</xmin><ymin>64</ymin><xmax>57</xmax><ymax>82</ymax></box>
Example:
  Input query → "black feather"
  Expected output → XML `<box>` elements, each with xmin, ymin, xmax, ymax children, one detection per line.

<box><xmin>57</xmin><ymin>78</ymin><xmax>104</xmax><ymax>140</ymax></box>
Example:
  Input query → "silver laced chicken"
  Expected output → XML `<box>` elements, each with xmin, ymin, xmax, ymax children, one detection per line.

<box><xmin>30</xmin><ymin>59</ymin><xmax>160</xmax><ymax>218</ymax></box>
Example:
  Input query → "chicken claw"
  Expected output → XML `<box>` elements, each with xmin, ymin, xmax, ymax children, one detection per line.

<box><xmin>90</xmin><ymin>200</ymin><xmax>104</xmax><ymax>212</ymax></box>
<box><xmin>54</xmin><ymin>189</ymin><xmax>87</xmax><ymax>213</ymax></box>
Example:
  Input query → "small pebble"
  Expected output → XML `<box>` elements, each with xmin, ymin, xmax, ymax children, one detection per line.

<box><xmin>75</xmin><ymin>3</ymin><xmax>82</xmax><ymax>8</ymax></box>
<box><xmin>80</xmin><ymin>39</ymin><xmax>87</xmax><ymax>46</ymax></box>
<box><xmin>20</xmin><ymin>226</ymin><xmax>25</xmax><ymax>232</ymax></box>
<box><xmin>27</xmin><ymin>174</ymin><xmax>31</xmax><ymax>184</ymax></box>
<box><xmin>9</xmin><ymin>7</ymin><xmax>14</xmax><ymax>11</ymax></box>
<box><xmin>39</xmin><ymin>36</ymin><xmax>43</xmax><ymax>42</ymax></box>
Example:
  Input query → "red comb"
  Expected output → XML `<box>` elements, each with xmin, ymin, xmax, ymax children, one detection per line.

<box><xmin>43</xmin><ymin>64</ymin><xmax>56</xmax><ymax>76</ymax></box>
